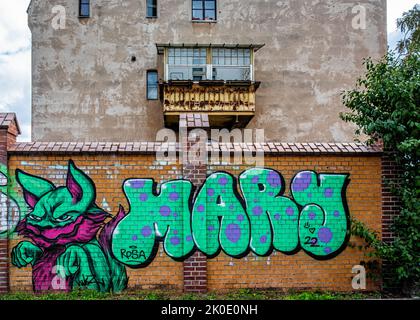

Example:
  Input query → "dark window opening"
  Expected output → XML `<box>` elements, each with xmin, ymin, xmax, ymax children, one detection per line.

<box><xmin>79</xmin><ymin>0</ymin><xmax>90</xmax><ymax>17</ymax></box>
<box><xmin>147</xmin><ymin>71</ymin><xmax>159</xmax><ymax>100</ymax></box>
<box><xmin>192</xmin><ymin>0</ymin><xmax>216</xmax><ymax>21</ymax></box>
<box><xmin>147</xmin><ymin>0</ymin><xmax>158</xmax><ymax>17</ymax></box>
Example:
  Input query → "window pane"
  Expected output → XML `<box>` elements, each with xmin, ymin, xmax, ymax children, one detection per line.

<box><xmin>205</xmin><ymin>0</ymin><xmax>215</xmax><ymax>9</ymax></box>
<box><xmin>192</xmin><ymin>1</ymin><xmax>203</xmax><ymax>9</ymax></box>
<box><xmin>147</xmin><ymin>6</ymin><xmax>157</xmax><ymax>17</ymax></box>
<box><xmin>192</xmin><ymin>9</ymin><xmax>203</xmax><ymax>20</ymax></box>
<box><xmin>80</xmin><ymin>4</ymin><xmax>90</xmax><ymax>16</ymax></box>
<box><xmin>147</xmin><ymin>71</ymin><xmax>158</xmax><ymax>100</ymax></box>
<box><xmin>204</xmin><ymin>10</ymin><xmax>215</xmax><ymax>20</ymax></box>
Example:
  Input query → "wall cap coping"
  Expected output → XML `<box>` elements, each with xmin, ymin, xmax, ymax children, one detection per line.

<box><xmin>8</xmin><ymin>141</ymin><xmax>383</xmax><ymax>155</ymax></box>
<box><xmin>0</xmin><ymin>113</ymin><xmax>21</xmax><ymax>135</ymax></box>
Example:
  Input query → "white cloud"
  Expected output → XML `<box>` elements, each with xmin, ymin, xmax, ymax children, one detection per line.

<box><xmin>0</xmin><ymin>0</ymin><xmax>31</xmax><ymax>141</ymax></box>
<box><xmin>387</xmin><ymin>0</ymin><xmax>419</xmax><ymax>33</ymax></box>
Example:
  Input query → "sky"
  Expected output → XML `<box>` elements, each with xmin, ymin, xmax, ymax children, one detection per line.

<box><xmin>0</xmin><ymin>0</ymin><xmax>418</xmax><ymax>142</ymax></box>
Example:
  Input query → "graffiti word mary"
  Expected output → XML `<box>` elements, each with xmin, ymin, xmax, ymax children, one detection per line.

<box><xmin>113</xmin><ymin>168</ymin><xmax>351</xmax><ymax>266</ymax></box>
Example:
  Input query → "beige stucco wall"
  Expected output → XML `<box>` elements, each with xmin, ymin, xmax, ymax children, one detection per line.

<box><xmin>29</xmin><ymin>0</ymin><xmax>387</xmax><ymax>142</ymax></box>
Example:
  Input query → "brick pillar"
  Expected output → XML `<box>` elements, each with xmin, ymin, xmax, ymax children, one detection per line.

<box><xmin>180</xmin><ymin>114</ymin><xmax>209</xmax><ymax>293</ymax></box>
<box><xmin>381</xmin><ymin>148</ymin><xmax>402</xmax><ymax>291</ymax></box>
<box><xmin>0</xmin><ymin>113</ymin><xmax>21</xmax><ymax>293</ymax></box>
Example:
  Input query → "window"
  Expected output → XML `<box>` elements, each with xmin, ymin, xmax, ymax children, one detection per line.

<box><xmin>147</xmin><ymin>71</ymin><xmax>158</xmax><ymax>100</ymax></box>
<box><xmin>168</xmin><ymin>48</ymin><xmax>207</xmax><ymax>80</ymax></box>
<box><xmin>212</xmin><ymin>48</ymin><xmax>251</xmax><ymax>80</ymax></box>
<box><xmin>147</xmin><ymin>0</ymin><xmax>157</xmax><ymax>18</ymax></box>
<box><xmin>79</xmin><ymin>0</ymin><xmax>90</xmax><ymax>17</ymax></box>
<box><xmin>192</xmin><ymin>0</ymin><xmax>216</xmax><ymax>21</ymax></box>
<box><xmin>165</xmin><ymin>47</ymin><xmax>254</xmax><ymax>81</ymax></box>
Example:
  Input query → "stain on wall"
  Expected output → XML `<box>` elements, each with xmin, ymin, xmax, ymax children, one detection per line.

<box><xmin>28</xmin><ymin>0</ymin><xmax>387</xmax><ymax>142</ymax></box>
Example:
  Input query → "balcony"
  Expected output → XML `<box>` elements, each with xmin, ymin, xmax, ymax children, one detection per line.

<box><xmin>156</xmin><ymin>43</ymin><xmax>264</xmax><ymax>129</ymax></box>
<box><xmin>160</xmin><ymin>80</ymin><xmax>260</xmax><ymax>129</ymax></box>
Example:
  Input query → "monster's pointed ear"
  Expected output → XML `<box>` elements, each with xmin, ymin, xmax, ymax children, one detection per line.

<box><xmin>66</xmin><ymin>160</ymin><xmax>95</xmax><ymax>205</ymax></box>
<box><xmin>16</xmin><ymin>169</ymin><xmax>55</xmax><ymax>209</ymax></box>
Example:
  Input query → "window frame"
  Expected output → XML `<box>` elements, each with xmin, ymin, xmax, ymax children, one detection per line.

<box><xmin>79</xmin><ymin>0</ymin><xmax>90</xmax><ymax>18</ymax></box>
<box><xmin>165</xmin><ymin>47</ymin><xmax>254</xmax><ymax>82</ymax></box>
<box><xmin>192</xmin><ymin>0</ymin><xmax>217</xmax><ymax>22</ymax></box>
<box><xmin>146</xmin><ymin>70</ymin><xmax>159</xmax><ymax>100</ymax></box>
<box><xmin>146</xmin><ymin>0</ymin><xmax>158</xmax><ymax>18</ymax></box>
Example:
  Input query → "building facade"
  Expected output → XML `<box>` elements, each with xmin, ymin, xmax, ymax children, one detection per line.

<box><xmin>28</xmin><ymin>0</ymin><xmax>387</xmax><ymax>142</ymax></box>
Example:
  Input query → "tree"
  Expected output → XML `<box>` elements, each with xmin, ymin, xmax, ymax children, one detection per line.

<box><xmin>341</xmin><ymin>5</ymin><xmax>419</xmax><ymax>295</ymax></box>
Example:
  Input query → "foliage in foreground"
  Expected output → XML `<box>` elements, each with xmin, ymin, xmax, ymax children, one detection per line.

<box><xmin>341</xmin><ymin>5</ymin><xmax>420</xmax><ymax>295</ymax></box>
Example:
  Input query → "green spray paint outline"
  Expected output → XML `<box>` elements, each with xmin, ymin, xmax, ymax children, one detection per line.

<box><xmin>0</xmin><ymin>164</ymin><xmax>27</xmax><ymax>238</ymax></box>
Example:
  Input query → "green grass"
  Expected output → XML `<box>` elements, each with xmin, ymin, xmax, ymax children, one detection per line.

<box><xmin>0</xmin><ymin>289</ymin><xmax>382</xmax><ymax>301</ymax></box>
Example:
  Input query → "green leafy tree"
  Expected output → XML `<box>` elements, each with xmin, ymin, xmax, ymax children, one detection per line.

<box><xmin>341</xmin><ymin>5</ymin><xmax>419</xmax><ymax>295</ymax></box>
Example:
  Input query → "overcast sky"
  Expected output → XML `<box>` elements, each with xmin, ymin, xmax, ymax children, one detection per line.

<box><xmin>0</xmin><ymin>0</ymin><xmax>418</xmax><ymax>142</ymax></box>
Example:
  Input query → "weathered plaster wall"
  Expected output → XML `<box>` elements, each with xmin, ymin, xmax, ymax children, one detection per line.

<box><xmin>29</xmin><ymin>0</ymin><xmax>387</xmax><ymax>142</ymax></box>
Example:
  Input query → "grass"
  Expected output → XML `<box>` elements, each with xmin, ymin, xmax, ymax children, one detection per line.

<box><xmin>0</xmin><ymin>289</ymin><xmax>382</xmax><ymax>301</ymax></box>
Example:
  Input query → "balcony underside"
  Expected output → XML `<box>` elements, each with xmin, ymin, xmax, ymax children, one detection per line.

<box><xmin>161</xmin><ymin>80</ymin><xmax>260</xmax><ymax>129</ymax></box>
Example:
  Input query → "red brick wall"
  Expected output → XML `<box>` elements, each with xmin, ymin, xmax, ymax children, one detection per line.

<box><xmin>5</xmin><ymin>153</ymin><xmax>383</xmax><ymax>293</ymax></box>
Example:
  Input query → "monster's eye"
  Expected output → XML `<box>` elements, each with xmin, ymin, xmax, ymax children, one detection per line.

<box><xmin>28</xmin><ymin>214</ymin><xmax>42</xmax><ymax>222</ymax></box>
<box><xmin>55</xmin><ymin>215</ymin><xmax>72</xmax><ymax>223</ymax></box>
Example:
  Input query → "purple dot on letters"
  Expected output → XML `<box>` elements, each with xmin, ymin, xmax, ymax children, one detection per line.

<box><xmin>260</xmin><ymin>235</ymin><xmax>267</xmax><ymax>244</ymax></box>
<box><xmin>324</xmin><ymin>188</ymin><xmax>333</xmax><ymax>198</ymax></box>
<box><xmin>197</xmin><ymin>204</ymin><xmax>205</xmax><ymax>213</ymax></box>
<box><xmin>130</xmin><ymin>180</ymin><xmax>145</xmax><ymax>189</ymax></box>
<box><xmin>267</xmin><ymin>171</ymin><xmax>281</xmax><ymax>188</ymax></box>
<box><xmin>318</xmin><ymin>227</ymin><xmax>333</xmax><ymax>244</ymax></box>
<box><xmin>171</xmin><ymin>184</ymin><xmax>177</xmax><ymax>189</ymax></box>
<box><xmin>173</xmin><ymin>230</ymin><xmax>179</xmax><ymax>235</ymax></box>
<box><xmin>207</xmin><ymin>188</ymin><xmax>215</xmax><ymax>197</ymax></box>
<box><xmin>169</xmin><ymin>192</ymin><xmax>180</xmax><ymax>201</ymax></box>
<box><xmin>159</xmin><ymin>206</ymin><xmax>171</xmax><ymax>217</ymax></box>
<box><xmin>333</xmin><ymin>210</ymin><xmax>340</xmax><ymax>217</ymax></box>
<box><xmin>208</xmin><ymin>225</ymin><xmax>215</xmax><ymax>232</ymax></box>
<box><xmin>141</xmin><ymin>226</ymin><xmax>152</xmax><ymax>237</ymax></box>
<box><xmin>229</xmin><ymin>205</ymin><xmax>235</xmax><ymax>211</ymax></box>
<box><xmin>139</xmin><ymin>193</ymin><xmax>148</xmax><ymax>202</ymax></box>
<box><xmin>252</xmin><ymin>206</ymin><xmax>263</xmax><ymax>216</ymax></box>
<box><xmin>268</xmin><ymin>192</ymin><xmax>274</xmax><ymax>197</ymax></box>
<box><xmin>324</xmin><ymin>247</ymin><xmax>332</xmax><ymax>254</ymax></box>
<box><xmin>186</xmin><ymin>235</ymin><xmax>193</xmax><ymax>242</ymax></box>
<box><xmin>237</xmin><ymin>214</ymin><xmax>244</xmax><ymax>222</ymax></box>
<box><xmin>173</xmin><ymin>212</ymin><xmax>178</xmax><ymax>218</ymax></box>
<box><xmin>274</xmin><ymin>213</ymin><xmax>281</xmax><ymax>220</ymax></box>
<box><xmin>170</xmin><ymin>236</ymin><xmax>180</xmax><ymax>246</ymax></box>
<box><xmin>225</xmin><ymin>224</ymin><xmax>241</xmax><ymax>243</ymax></box>
<box><xmin>251</xmin><ymin>176</ymin><xmax>259</xmax><ymax>184</ymax></box>
<box><xmin>132</xmin><ymin>235</ymin><xmax>138</xmax><ymax>241</ymax></box>
<box><xmin>292</xmin><ymin>172</ymin><xmax>312</xmax><ymax>192</ymax></box>
<box><xmin>307</xmin><ymin>193</ymin><xmax>312</xmax><ymax>198</ymax></box>
<box><xmin>218</xmin><ymin>177</ymin><xmax>228</xmax><ymax>186</ymax></box>
<box><xmin>308</xmin><ymin>212</ymin><xmax>316</xmax><ymax>220</ymax></box>
<box><xmin>286</xmin><ymin>207</ymin><xmax>295</xmax><ymax>216</ymax></box>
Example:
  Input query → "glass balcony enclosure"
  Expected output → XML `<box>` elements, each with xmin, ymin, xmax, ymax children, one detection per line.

<box><xmin>160</xmin><ymin>44</ymin><xmax>264</xmax><ymax>82</ymax></box>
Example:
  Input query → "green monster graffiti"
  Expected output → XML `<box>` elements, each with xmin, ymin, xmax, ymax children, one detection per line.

<box><xmin>9</xmin><ymin>160</ymin><xmax>350</xmax><ymax>292</ymax></box>
<box><xmin>11</xmin><ymin>161</ymin><xmax>127</xmax><ymax>292</ymax></box>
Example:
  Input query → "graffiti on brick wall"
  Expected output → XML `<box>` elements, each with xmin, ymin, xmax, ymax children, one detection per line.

<box><xmin>0</xmin><ymin>164</ymin><xmax>25</xmax><ymax>238</ymax></box>
<box><xmin>113</xmin><ymin>169</ymin><xmax>350</xmax><ymax>267</ymax></box>
<box><xmin>10</xmin><ymin>160</ymin><xmax>350</xmax><ymax>292</ymax></box>
<box><xmin>11</xmin><ymin>161</ymin><xmax>127</xmax><ymax>292</ymax></box>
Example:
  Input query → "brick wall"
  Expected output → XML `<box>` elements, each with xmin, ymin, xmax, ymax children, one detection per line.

<box><xmin>381</xmin><ymin>150</ymin><xmax>403</xmax><ymax>290</ymax></box>
<box><xmin>5</xmin><ymin>152</ymin><xmax>383</xmax><ymax>293</ymax></box>
<box><xmin>0</xmin><ymin>113</ymin><xmax>20</xmax><ymax>293</ymax></box>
